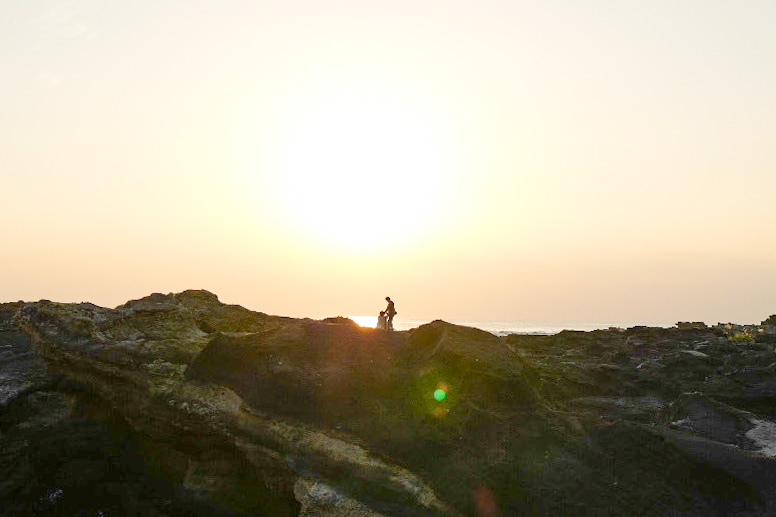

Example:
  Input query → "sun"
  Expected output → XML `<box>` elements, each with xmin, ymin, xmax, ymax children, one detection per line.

<box><xmin>258</xmin><ymin>87</ymin><xmax>453</xmax><ymax>252</ymax></box>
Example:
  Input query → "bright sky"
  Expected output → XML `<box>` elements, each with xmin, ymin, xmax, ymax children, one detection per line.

<box><xmin>2</xmin><ymin>1</ymin><xmax>775</xmax><ymax>324</ymax></box>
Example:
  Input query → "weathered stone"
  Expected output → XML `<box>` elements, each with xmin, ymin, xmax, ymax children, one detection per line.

<box><xmin>4</xmin><ymin>293</ymin><xmax>776</xmax><ymax>516</ymax></box>
<box><xmin>662</xmin><ymin>392</ymin><xmax>757</xmax><ymax>447</ymax></box>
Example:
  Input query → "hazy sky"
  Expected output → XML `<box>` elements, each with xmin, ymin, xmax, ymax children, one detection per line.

<box><xmin>2</xmin><ymin>1</ymin><xmax>775</xmax><ymax>324</ymax></box>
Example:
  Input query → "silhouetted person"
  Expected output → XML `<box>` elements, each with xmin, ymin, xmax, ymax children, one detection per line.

<box><xmin>385</xmin><ymin>297</ymin><xmax>397</xmax><ymax>331</ymax></box>
<box><xmin>377</xmin><ymin>311</ymin><xmax>387</xmax><ymax>330</ymax></box>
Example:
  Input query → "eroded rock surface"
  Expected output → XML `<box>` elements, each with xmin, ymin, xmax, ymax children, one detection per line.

<box><xmin>2</xmin><ymin>291</ymin><xmax>776</xmax><ymax>516</ymax></box>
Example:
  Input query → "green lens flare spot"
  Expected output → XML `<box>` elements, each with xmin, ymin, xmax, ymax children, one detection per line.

<box><xmin>434</xmin><ymin>389</ymin><xmax>447</xmax><ymax>401</ymax></box>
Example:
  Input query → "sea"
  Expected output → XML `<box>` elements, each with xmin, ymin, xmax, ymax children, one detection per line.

<box><xmin>348</xmin><ymin>316</ymin><xmax>676</xmax><ymax>336</ymax></box>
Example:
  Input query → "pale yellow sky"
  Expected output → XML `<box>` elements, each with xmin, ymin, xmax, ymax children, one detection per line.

<box><xmin>2</xmin><ymin>1</ymin><xmax>775</xmax><ymax>324</ymax></box>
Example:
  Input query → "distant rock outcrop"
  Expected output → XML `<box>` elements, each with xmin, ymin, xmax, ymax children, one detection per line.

<box><xmin>677</xmin><ymin>321</ymin><xmax>708</xmax><ymax>330</ymax></box>
<box><xmin>3</xmin><ymin>291</ymin><xmax>776</xmax><ymax>516</ymax></box>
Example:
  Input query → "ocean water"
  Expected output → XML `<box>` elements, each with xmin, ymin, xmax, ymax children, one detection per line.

<box><xmin>350</xmin><ymin>316</ymin><xmax>675</xmax><ymax>336</ymax></box>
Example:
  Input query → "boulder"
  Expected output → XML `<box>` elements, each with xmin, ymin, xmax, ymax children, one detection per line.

<box><xmin>186</xmin><ymin>319</ymin><xmax>546</xmax><ymax>515</ymax></box>
<box><xmin>662</xmin><ymin>392</ymin><xmax>758</xmax><ymax>448</ymax></box>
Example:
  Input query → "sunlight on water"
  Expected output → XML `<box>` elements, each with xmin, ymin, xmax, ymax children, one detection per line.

<box><xmin>350</xmin><ymin>316</ymin><xmax>674</xmax><ymax>335</ymax></box>
<box><xmin>350</xmin><ymin>315</ymin><xmax>378</xmax><ymax>328</ymax></box>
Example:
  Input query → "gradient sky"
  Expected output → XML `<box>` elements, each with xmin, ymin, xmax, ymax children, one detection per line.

<box><xmin>2</xmin><ymin>1</ymin><xmax>775</xmax><ymax>324</ymax></box>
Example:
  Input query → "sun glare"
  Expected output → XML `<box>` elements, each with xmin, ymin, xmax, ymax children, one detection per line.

<box><xmin>258</xmin><ymin>85</ymin><xmax>454</xmax><ymax>252</ymax></box>
<box><xmin>350</xmin><ymin>315</ymin><xmax>378</xmax><ymax>328</ymax></box>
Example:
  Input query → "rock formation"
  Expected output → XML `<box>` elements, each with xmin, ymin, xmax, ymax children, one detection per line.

<box><xmin>2</xmin><ymin>290</ymin><xmax>776</xmax><ymax>516</ymax></box>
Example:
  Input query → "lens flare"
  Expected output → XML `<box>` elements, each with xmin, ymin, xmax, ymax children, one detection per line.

<box><xmin>432</xmin><ymin>406</ymin><xmax>449</xmax><ymax>419</ymax></box>
<box><xmin>474</xmin><ymin>485</ymin><xmax>499</xmax><ymax>517</ymax></box>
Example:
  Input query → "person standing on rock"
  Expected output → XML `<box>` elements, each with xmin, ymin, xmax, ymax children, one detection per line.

<box><xmin>385</xmin><ymin>297</ymin><xmax>397</xmax><ymax>331</ymax></box>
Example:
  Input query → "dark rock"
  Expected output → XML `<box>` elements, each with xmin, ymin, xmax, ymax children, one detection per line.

<box><xmin>6</xmin><ymin>293</ymin><xmax>776</xmax><ymax>516</ymax></box>
<box><xmin>755</xmin><ymin>325</ymin><xmax>776</xmax><ymax>344</ymax></box>
<box><xmin>186</xmin><ymin>320</ymin><xmax>543</xmax><ymax>515</ymax></box>
<box><xmin>530</xmin><ymin>422</ymin><xmax>767</xmax><ymax>517</ymax></box>
<box><xmin>1</xmin><ymin>302</ymin><xmax>279</xmax><ymax>517</ymax></box>
<box><xmin>677</xmin><ymin>321</ymin><xmax>708</xmax><ymax>330</ymax></box>
<box><xmin>0</xmin><ymin>306</ymin><xmax>47</xmax><ymax>408</ymax></box>
<box><xmin>662</xmin><ymin>392</ymin><xmax>757</xmax><ymax>448</ymax></box>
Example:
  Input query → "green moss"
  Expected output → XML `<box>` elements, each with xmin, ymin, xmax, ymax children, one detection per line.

<box><xmin>730</xmin><ymin>331</ymin><xmax>755</xmax><ymax>343</ymax></box>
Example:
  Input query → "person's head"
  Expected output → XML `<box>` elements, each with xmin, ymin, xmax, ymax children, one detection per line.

<box><xmin>385</xmin><ymin>297</ymin><xmax>391</xmax><ymax>302</ymax></box>
<box><xmin>379</xmin><ymin>311</ymin><xmax>385</xmax><ymax>316</ymax></box>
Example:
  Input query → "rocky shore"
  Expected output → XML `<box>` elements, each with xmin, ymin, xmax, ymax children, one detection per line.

<box><xmin>2</xmin><ymin>290</ymin><xmax>775</xmax><ymax>516</ymax></box>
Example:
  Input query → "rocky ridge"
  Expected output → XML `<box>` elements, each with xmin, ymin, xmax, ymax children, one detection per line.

<box><xmin>2</xmin><ymin>290</ymin><xmax>776</xmax><ymax>516</ymax></box>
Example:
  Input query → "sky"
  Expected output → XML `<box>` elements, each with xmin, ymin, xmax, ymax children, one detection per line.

<box><xmin>2</xmin><ymin>0</ymin><xmax>775</xmax><ymax>324</ymax></box>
